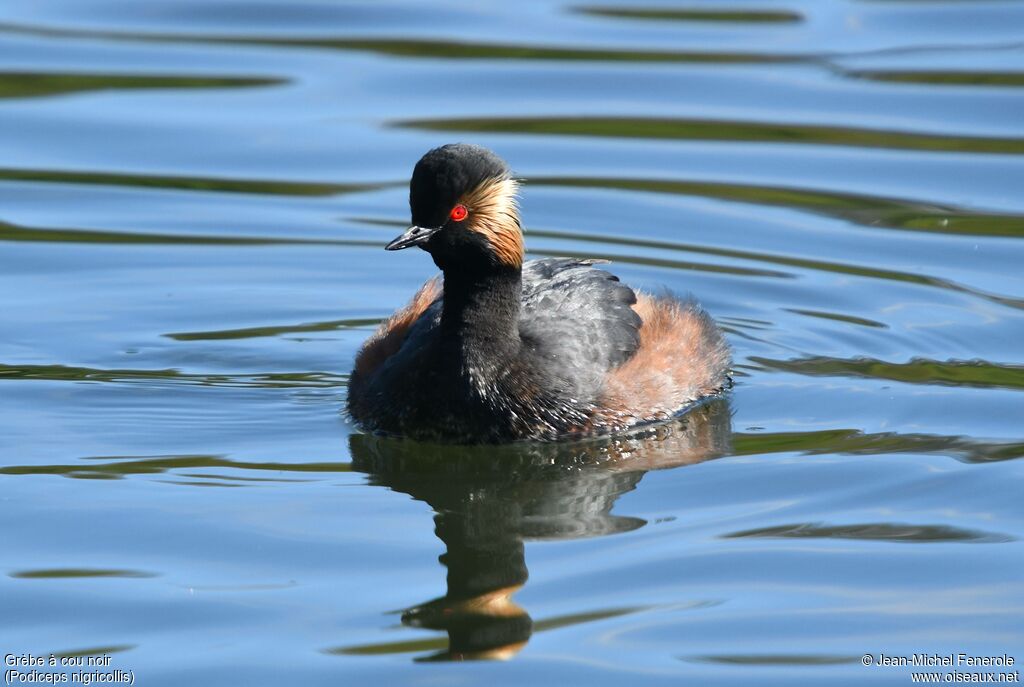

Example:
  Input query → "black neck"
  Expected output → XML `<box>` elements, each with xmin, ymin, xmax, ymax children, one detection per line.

<box><xmin>440</xmin><ymin>264</ymin><xmax>522</xmax><ymax>366</ymax></box>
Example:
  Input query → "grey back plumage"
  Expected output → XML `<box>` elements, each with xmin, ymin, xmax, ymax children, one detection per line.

<box><xmin>518</xmin><ymin>259</ymin><xmax>641</xmax><ymax>400</ymax></box>
<box><xmin>400</xmin><ymin>258</ymin><xmax>641</xmax><ymax>403</ymax></box>
<box><xmin>360</xmin><ymin>258</ymin><xmax>643</xmax><ymax>441</ymax></box>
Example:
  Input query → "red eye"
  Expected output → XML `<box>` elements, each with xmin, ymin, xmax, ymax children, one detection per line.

<box><xmin>449</xmin><ymin>204</ymin><xmax>468</xmax><ymax>222</ymax></box>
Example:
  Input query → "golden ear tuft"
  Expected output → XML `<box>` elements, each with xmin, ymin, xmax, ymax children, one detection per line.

<box><xmin>461</xmin><ymin>177</ymin><xmax>523</xmax><ymax>267</ymax></box>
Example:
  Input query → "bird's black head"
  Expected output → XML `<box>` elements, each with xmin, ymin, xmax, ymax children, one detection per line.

<box><xmin>386</xmin><ymin>144</ymin><xmax>523</xmax><ymax>271</ymax></box>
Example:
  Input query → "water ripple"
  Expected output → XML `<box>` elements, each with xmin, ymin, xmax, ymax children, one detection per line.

<box><xmin>0</xmin><ymin>71</ymin><xmax>283</xmax><ymax>100</ymax></box>
<box><xmin>0</xmin><ymin>363</ymin><xmax>348</xmax><ymax>388</ymax></box>
<box><xmin>575</xmin><ymin>7</ymin><xmax>804</xmax><ymax>24</ymax></box>
<box><xmin>532</xmin><ymin>177</ymin><xmax>1024</xmax><ymax>238</ymax></box>
<box><xmin>721</xmin><ymin>522</ymin><xmax>1015</xmax><ymax>544</ymax></box>
<box><xmin>399</xmin><ymin>115</ymin><xmax>1024</xmax><ymax>155</ymax></box>
<box><xmin>750</xmin><ymin>356</ymin><xmax>1024</xmax><ymax>390</ymax></box>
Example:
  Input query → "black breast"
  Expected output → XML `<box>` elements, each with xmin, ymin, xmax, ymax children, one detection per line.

<box><xmin>354</xmin><ymin>258</ymin><xmax>642</xmax><ymax>442</ymax></box>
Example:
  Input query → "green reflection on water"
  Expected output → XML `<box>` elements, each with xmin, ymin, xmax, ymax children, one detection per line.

<box><xmin>51</xmin><ymin>646</ymin><xmax>136</xmax><ymax>659</ymax></box>
<box><xmin>533</xmin><ymin>177</ymin><xmax>1024</xmax><ymax>238</ymax></box>
<box><xmin>0</xmin><ymin>455</ymin><xmax>352</xmax><ymax>479</ymax></box>
<box><xmin>166</xmin><ymin>318</ymin><xmax>380</xmax><ymax>341</ymax></box>
<box><xmin>849</xmin><ymin>70</ymin><xmax>1024</xmax><ymax>88</ymax></box>
<box><xmin>400</xmin><ymin>116</ymin><xmax>1024</xmax><ymax>155</ymax></box>
<box><xmin>526</xmin><ymin>226</ymin><xmax>1024</xmax><ymax>310</ymax></box>
<box><xmin>577</xmin><ymin>6</ymin><xmax>802</xmax><ymax>23</ymax></box>
<box><xmin>0</xmin><ymin>168</ymin><xmax>373</xmax><ymax>196</ymax></box>
<box><xmin>323</xmin><ymin>38</ymin><xmax>789</xmax><ymax>63</ymax></box>
<box><xmin>0</xmin><ymin>363</ymin><xmax>347</xmax><ymax>388</ymax></box>
<box><xmin>751</xmin><ymin>356</ymin><xmax>1024</xmax><ymax>390</ymax></box>
<box><xmin>325</xmin><ymin>636</ymin><xmax>446</xmax><ymax>657</ymax></box>
<box><xmin>784</xmin><ymin>309</ymin><xmax>888</xmax><ymax>329</ymax></box>
<box><xmin>732</xmin><ymin>428</ymin><xmax>1024</xmax><ymax>463</ymax></box>
<box><xmin>0</xmin><ymin>220</ymin><xmax>380</xmax><ymax>247</ymax></box>
<box><xmin>0</xmin><ymin>71</ymin><xmax>282</xmax><ymax>99</ymax></box>
<box><xmin>0</xmin><ymin>22</ymin><xmax>795</xmax><ymax>64</ymax></box>
<box><xmin>0</xmin><ymin>220</ymin><xmax>303</xmax><ymax>246</ymax></box>
<box><xmin>10</xmin><ymin>568</ymin><xmax>157</xmax><ymax>579</ymax></box>
<box><xmin>722</xmin><ymin>522</ymin><xmax>1014</xmax><ymax>543</ymax></box>
<box><xmin>688</xmin><ymin>654</ymin><xmax>859</xmax><ymax>665</ymax></box>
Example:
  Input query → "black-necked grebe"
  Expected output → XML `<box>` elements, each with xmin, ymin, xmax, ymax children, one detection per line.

<box><xmin>347</xmin><ymin>143</ymin><xmax>731</xmax><ymax>443</ymax></box>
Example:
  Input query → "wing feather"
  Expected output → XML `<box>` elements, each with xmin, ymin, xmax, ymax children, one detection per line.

<box><xmin>519</xmin><ymin>258</ymin><xmax>641</xmax><ymax>399</ymax></box>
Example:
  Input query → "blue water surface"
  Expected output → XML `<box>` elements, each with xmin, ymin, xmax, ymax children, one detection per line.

<box><xmin>1</xmin><ymin>1</ymin><xmax>1023</xmax><ymax>685</ymax></box>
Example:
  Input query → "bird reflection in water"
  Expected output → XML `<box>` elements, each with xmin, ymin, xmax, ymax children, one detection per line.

<box><xmin>345</xmin><ymin>398</ymin><xmax>732</xmax><ymax>661</ymax></box>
